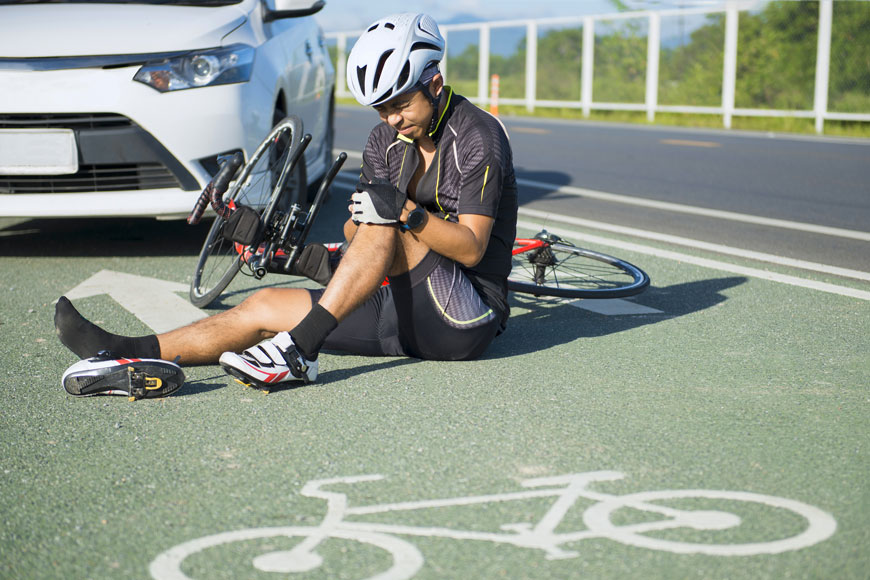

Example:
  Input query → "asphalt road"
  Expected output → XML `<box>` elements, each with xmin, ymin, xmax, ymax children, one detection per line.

<box><xmin>0</xmin><ymin>110</ymin><xmax>867</xmax><ymax>580</ymax></box>
<box><xmin>336</xmin><ymin>104</ymin><xmax>870</xmax><ymax>273</ymax></box>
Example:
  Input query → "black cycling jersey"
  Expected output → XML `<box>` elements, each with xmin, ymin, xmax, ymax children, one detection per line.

<box><xmin>360</xmin><ymin>88</ymin><xmax>519</xmax><ymax>327</ymax></box>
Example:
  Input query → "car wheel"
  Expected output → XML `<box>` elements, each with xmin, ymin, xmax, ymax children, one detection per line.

<box><xmin>307</xmin><ymin>92</ymin><xmax>335</xmax><ymax>202</ymax></box>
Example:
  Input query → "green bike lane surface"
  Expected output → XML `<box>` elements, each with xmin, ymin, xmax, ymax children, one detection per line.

<box><xmin>0</xmin><ymin>205</ymin><xmax>867</xmax><ymax>579</ymax></box>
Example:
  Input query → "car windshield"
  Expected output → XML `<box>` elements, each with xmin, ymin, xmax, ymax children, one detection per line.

<box><xmin>0</xmin><ymin>1</ymin><xmax>243</xmax><ymax>5</ymax></box>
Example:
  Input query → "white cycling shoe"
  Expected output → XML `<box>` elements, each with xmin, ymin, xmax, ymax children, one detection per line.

<box><xmin>219</xmin><ymin>332</ymin><xmax>318</xmax><ymax>390</ymax></box>
<box><xmin>61</xmin><ymin>352</ymin><xmax>185</xmax><ymax>400</ymax></box>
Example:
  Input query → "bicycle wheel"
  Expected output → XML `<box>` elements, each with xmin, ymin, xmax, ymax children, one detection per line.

<box><xmin>582</xmin><ymin>489</ymin><xmax>837</xmax><ymax>556</ymax></box>
<box><xmin>149</xmin><ymin>526</ymin><xmax>424</xmax><ymax>580</ymax></box>
<box><xmin>189</xmin><ymin>117</ymin><xmax>305</xmax><ymax>308</ymax></box>
<box><xmin>508</xmin><ymin>232</ymin><xmax>650</xmax><ymax>299</ymax></box>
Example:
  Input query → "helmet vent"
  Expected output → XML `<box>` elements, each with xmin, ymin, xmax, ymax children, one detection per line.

<box><xmin>356</xmin><ymin>65</ymin><xmax>368</xmax><ymax>95</ymax></box>
<box><xmin>411</xmin><ymin>42</ymin><xmax>442</xmax><ymax>53</ymax></box>
<box><xmin>396</xmin><ymin>61</ymin><xmax>411</xmax><ymax>90</ymax></box>
<box><xmin>367</xmin><ymin>24</ymin><xmax>378</xmax><ymax>32</ymax></box>
<box><xmin>384</xmin><ymin>22</ymin><xmax>395</xmax><ymax>30</ymax></box>
<box><xmin>373</xmin><ymin>50</ymin><xmax>393</xmax><ymax>90</ymax></box>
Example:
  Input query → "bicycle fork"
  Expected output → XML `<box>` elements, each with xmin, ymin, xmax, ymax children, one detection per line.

<box><xmin>499</xmin><ymin>471</ymin><xmax>626</xmax><ymax>559</ymax></box>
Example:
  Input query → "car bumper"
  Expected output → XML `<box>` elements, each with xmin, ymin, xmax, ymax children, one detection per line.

<box><xmin>2</xmin><ymin>189</ymin><xmax>204</xmax><ymax>219</ymax></box>
<box><xmin>0</xmin><ymin>65</ymin><xmax>272</xmax><ymax>218</ymax></box>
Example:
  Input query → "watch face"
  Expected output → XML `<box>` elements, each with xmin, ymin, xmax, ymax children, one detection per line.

<box><xmin>407</xmin><ymin>208</ymin><xmax>425</xmax><ymax>229</ymax></box>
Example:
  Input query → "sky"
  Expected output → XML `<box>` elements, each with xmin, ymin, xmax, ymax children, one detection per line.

<box><xmin>315</xmin><ymin>0</ymin><xmax>728</xmax><ymax>32</ymax></box>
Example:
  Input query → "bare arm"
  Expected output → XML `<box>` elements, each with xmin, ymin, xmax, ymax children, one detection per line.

<box><xmin>398</xmin><ymin>200</ymin><xmax>493</xmax><ymax>268</ymax></box>
<box><xmin>344</xmin><ymin>199</ymin><xmax>493</xmax><ymax>268</ymax></box>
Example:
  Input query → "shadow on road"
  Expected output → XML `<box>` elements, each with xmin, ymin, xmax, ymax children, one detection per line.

<box><xmin>0</xmin><ymin>216</ymin><xmax>207</xmax><ymax>257</ymax></box>
<box><xmin>0</xmin><ymin>176</ymin><xmax>354</xmax><ymax>259</ymax></box>
<box><xmin>485</xmin><ymin>276</ymin><xmax>748</xmax><ymax>359</ymax></box>
<box><xmin>514</xmin><ymin>167</ymin><xmax>573</xmax><ymax>204</ymax></box>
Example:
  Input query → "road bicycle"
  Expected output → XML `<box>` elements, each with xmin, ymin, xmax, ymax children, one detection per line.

<box><xmin>187</xmin><ymin>116</ymin><xmax>650</xmax><ymax>309</ymax></box>
<box><xmin>149</xmin><ymin>470</ymin><xmax>837</xmax><ymax>579</ymax></box>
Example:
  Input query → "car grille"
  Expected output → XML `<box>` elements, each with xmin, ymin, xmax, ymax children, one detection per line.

<box><xmin>0</xmin><ymin>113</ymin><xmax>130</xmax><ymax>130</ymax></box>
<box><xmin>0</xmin><ymin>113</ymin><xmax>196</xmax><ymax>193</ymax></box>
<box><xmin>2</xmin><ymin>164</ymin><xmax>183</xmax><ymax>193</ymax></box>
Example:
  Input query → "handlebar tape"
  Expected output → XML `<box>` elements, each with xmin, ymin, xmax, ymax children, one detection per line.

<box><xmin>187</xmin><ymin>152</ymin><xmax>244</xmax><ymax>225</ymax></box>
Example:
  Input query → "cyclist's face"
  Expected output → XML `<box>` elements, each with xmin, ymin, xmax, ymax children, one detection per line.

<box><xmin>375</xmin><ymin>76</ymin><xmax>442</xmax><ymax>141</ymax></box>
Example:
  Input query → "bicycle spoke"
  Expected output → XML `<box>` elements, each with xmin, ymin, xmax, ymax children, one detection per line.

<box><xmin>509</xmin><ymin>238</ymin><xmax>649</xmax><ymax>299</ymax></box>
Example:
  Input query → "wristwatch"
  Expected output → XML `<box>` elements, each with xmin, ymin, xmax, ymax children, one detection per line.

<box><xmin>404</xmin><ymin>203</ymin><xmax>427</xmax><ymax>231</ymax></box>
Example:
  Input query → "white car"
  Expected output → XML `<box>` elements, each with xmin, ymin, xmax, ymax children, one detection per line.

<box><xmin>0</xmin><ymin>0</ymin><xmax>335</xmax><ymax>218</ymax></box>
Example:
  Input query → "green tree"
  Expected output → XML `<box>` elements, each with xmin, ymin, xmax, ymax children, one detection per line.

<box><xmin>829</xmin><ymin>0</ymin><xmax>870</xmax><ymax>112</ymax></box>
<box><xmin>536</xmin><ymin>27</ymin><xmax>584</xmax><ymax>101</ymax></box>
<box><xmin>355</xmin><ymin>1</ymin><xmax>870</xmax><ymax>117</ymax></box>
<box><xmin>659</xmin><ymin>13</ymin><xmax>726</xmax><ymax>107</ymax></box>
<box><xmin>735</xmin><ymin>0</ymin><xmax>819</xmax><ymax>110</ymax></box>
<box><xmin>593</xmin><ymin>20</ymin><xmax>647</xmax><ymax>103</ymax></box>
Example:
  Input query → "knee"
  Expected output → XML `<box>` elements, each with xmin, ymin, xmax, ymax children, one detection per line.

<box><xmin>239</xmin><ymin>288</ymin><xmax>281</xmax><ymax>309</ymax></box>
<box><xmin>243</xmin><ymin>287</ymin><xmax>289</xmax><ymax>314</ymax></box>
<box><xmin>239</xmin><ymin>287</ymin><xmax>313</xmax><ymax>334</ymax></box>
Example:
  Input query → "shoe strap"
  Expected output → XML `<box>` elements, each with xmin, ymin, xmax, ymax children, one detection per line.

<box><xmin>277</xmin><ymin>345</ymin><xmax>311</xmax><ymax>382</ymax></box>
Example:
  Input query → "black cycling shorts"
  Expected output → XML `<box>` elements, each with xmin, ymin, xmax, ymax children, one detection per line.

<box><xmin>309</xmin><ymin>251</ymin><xmax>500</xmax><ymax>361</ymax></box>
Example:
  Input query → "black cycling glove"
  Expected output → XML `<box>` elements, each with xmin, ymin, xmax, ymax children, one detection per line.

<box><xmin>351</xmin><ymin>178</ymin><xmax>406</xmax><ymax>225</ymax></box>
<box><xmin>289</xmin><ymin>244</ymin><xmax>333</xmax><ymax>286</ymax></box>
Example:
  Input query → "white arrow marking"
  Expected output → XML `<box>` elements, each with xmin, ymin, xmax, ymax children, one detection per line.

<box><xmin>66</xmin><ymin>270</ymin><xmax>207</xmax><ymax>334</ymax></box>
<box><xmin>570</xmin><ymin>298</ymin><xmax>662</xmax><ymax>315</ymax></box>
<box><xmin>530</xmin><ymin>294</ymin><xmax>663</xmax><ymax>315</ymax></box>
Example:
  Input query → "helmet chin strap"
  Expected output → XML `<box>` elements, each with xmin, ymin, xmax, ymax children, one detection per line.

<box><xmin>419</xmin><ymin>84</ymin><xmax>442</xmax><ymax>138</ymax></box>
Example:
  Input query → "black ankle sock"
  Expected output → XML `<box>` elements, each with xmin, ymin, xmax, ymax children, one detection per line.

<box><xmin>290</xmin><ymin>303</ymin><xmax>338</xmax><ymax>360</ymax></box>
<box><xmin>54</xmin><ymin>296</ymin><xmax>160</xmax><ymax>359</ymax></box>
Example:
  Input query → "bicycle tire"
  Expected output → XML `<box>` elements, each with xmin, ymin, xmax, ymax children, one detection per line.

<box><xmin>582</xmin><ymin>489</ymin><xmax>837</xmax><ymax>556</ymax></box>
<box><xmin>508</xmin><ymin>239</ymin><xmax>650</xmax><ymax>299</ymax></box>
<box><xmin>189</xmin><ymin>117</ymin><xmax>305</xmax><ymax>308</ymax></box>
<box><xmin>149</xmin><ymin>526</ymin><xmax>424</xmax><ymax>580</ymax></box>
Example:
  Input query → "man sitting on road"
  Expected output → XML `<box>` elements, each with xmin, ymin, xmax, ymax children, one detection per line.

<box><xmin>56</xmin><ymin>12</ymin><xmax>519</xmax><ymax>398</ymax></box>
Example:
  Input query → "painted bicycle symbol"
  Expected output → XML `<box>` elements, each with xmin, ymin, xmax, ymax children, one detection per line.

<box><xmin>150</xmin><ymin>471</ymin><xmax>836</xmax><ymax>579</ymax></box>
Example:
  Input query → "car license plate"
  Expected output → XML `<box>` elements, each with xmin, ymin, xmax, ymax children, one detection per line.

<box><xmin>0</xmin><ymin>129</ymin><xmax>79</xmax><ymax>175</ymax></box>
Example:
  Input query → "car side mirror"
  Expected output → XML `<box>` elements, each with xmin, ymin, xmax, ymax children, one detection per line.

<box><xmin>263</xmin><ymin>0</ymin><xmax>325</xmax><ymax>21</ymax></box>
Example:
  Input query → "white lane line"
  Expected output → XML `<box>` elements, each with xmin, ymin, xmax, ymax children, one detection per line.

<box><xmin>570</xmin><ymin>299</ymin><xmax>663</xmax><ymax>315</ymax></box>
<box><xmin>339</xmin><ymin>149</ymin><xmax>870</xmax><ymax>242</ymax></box>
<box><xmin>519</xmin><ymin>207</ymin><xmax>870</xmax><ymax>282</ymax></box>
<box><xmin>516</xmin><ymin>178</ymin><xmax>870</xmax><ymax>242</ymax></box>
<box><xmin>517</xmin><ymin>219</ymin><xmax>870</xmax><ymax>302</ymax></box>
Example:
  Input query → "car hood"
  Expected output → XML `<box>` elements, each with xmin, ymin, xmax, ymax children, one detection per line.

<box><xmin>0</xmin><ymin>2</ymin><xmax>252</xmax><ymax>58</ymax></box>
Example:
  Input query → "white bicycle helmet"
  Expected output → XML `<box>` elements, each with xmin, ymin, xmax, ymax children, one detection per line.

<box><xmin>346</xmin><ymin>13</ymin><xmax>445</xmax><ymax>107</ymax></box>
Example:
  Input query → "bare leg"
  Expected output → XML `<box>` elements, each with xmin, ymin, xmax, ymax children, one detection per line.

<box><xmin>157</xmin><ymin>287</ymin><xmax>313</xmax><ymax>364</ymax></box>
<box><xmin>318</xmin><ymin>224</ymin><xmax>429</xmax><ymax>320</ymax></box>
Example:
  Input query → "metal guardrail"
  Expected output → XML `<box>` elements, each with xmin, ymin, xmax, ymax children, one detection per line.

<box><xmin>325</xmin><ymin>0</ymin><xmax>869</xmax><ymax>134</ymax></box>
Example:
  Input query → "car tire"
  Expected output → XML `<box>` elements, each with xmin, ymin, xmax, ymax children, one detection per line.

<box><xmin>307</xmin><ymin>91</ymin><xmax>335</xmax><ymax>202</ymax></box>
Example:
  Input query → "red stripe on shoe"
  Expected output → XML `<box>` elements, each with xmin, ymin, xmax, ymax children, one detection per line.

<box><xmin>267</xmin><ymin>370</ymin><xmax>289</xmax><ymax>383</ymax></box>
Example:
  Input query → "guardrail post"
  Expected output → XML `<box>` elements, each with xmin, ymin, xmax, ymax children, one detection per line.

<box><xmin>722</xmin><ymin>4</ymin><xmax>739</xmax><ymax>129</ymax></box>
<box><xmin>582</xmin><ymin>16</ymin><xmax>594</xmax><ymax>118</ymax></box>
<box><xmin>478</xmin><ymin>24</ymin><xmax>491</xmax><ymax>107</ymax></box>
<box><xmin>526</xmin><ymin>20</ymin><xmax>538</xmax><ymax>113</ymax></box>
<box><xmin>646</xmin><ymin>12</ymin><xmax>661</xmax><ymax>122</ymax></box>
<box><xmin>335</xmin><ymin>33</ymin><xmax>347</xmax><ymax>98</ymax></box>
<box><xmin>490</xmin><ymin>74</ymin><xmax>500</xmax><ymax>116</ymax></box>
<box><xmin>814</xmin><ymin>0</ymin><xmax>833</xmax><ymax>134</ymax></box>
<box><xmin>440</xmin><ymin>29</ymin><xmax>448</xmax><ymax>80</ymax></box>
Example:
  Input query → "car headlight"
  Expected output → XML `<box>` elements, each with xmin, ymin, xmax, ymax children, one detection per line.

<box><xmin>133</xmin><ymin>44</ymin><xmax>254</xmax><ymax>92</ymax></box>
